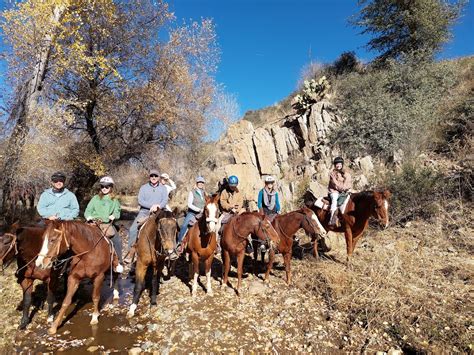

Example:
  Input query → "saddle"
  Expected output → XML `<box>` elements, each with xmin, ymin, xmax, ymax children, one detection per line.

<box><xmin>315</xmin><ymin>192</ymin><xmax>351</xmax><ymax>214</ymax></box>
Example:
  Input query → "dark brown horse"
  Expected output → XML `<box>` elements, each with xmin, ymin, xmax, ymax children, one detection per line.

<box><xmin>127</xmin><ymin>209</ymin><xmax>177</xmax><ymax>318</ymax></box>
<box><xmin>221</xmin><ymin>212</ymin><xmax>280</xmax><ymax>296</ymax></box>
<box><xmin>35</xmin><ymin>221</ymin><xmax>121</xmax><ymax>334</ymax></box>
<box><xmin>0</xmin><ymin>223</ymin><xmax>63</xmax><ymax>329</ymax></box>
<box><xmin>259</xmin><ymin>207</ymin><xmax>327</xmax><ymax>285</ymax></box>
<box><xmin>306</xmin><ymin>190</ymin><xmax>391</xmax><ymax>263</ymax></box>
<box><xmin>186</xmin><ymin>193</ymin><xmax>219</xmax><ymax>297</ymax></box>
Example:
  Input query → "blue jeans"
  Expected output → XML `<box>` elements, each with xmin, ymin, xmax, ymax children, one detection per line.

<box><xmin>178</xmin><ymin>211</ymin><xmax>197</xmax><ymax>243</ymax></box>
<box><xmin>128</xmin><ymin>210</ymin><xmax>149</xmax><ymax>248</ymax></box>
<box><xmin>111</xmin><ymin>233</ymin><xmax>123</xmax><ymax>263</ymax></box>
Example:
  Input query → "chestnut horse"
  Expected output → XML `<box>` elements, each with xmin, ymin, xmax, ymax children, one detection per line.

<box><xmin>127</xmin><ymin>209</ymin><xmax>177</xmax><ymax>318</ymax></box>
<box><xmin>259</xmin><ymin>207</ymin><xmax>327</xmax><ymax>285</ymax></box>
<box><xmin>35</xmin><ymin>221</ymin><xmax>121</xmax><ymax>334</ymax></box>
<box><xmin>0</xmin><ymin>223</ymin><xmax>63</xmax><ymax>329</ymax></box>
<box><xmin>306</xmin><ymin>190</ymin><xmax>391</xmax><ymax>263</ymax></box>
<box><xmin>186</xmin><ymin>193</ymin><xmax>220</xmax><ymax>297</ymax></box>
<box><xmin>221</xmin><ymin>212</ymin><xmax>280</xmax><ymax>296</ymax></box>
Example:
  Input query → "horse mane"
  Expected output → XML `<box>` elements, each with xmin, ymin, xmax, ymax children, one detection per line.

<box><xmin>351</xmin><ymin>190</ymin><xmax>375</xmax><ymax>202</ymax></box>
<box><xmin>54</xmin><ymin>221</ymin><xmax>102</xmax><ymax>244</ymax></box>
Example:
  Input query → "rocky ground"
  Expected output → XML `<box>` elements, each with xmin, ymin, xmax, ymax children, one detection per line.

<box><xmin>0</xmin><ymin>216</ymin><xmax>472</xmax><ymax>353</ymax></box>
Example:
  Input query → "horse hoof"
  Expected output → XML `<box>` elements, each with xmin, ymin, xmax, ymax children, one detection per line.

<box><xmin>126</xmin><ymin>311</ymin><xmax>134</xmax><ymax>318</ymax></box>
<box><xmin>114</xmin><ymin>264</ymin><xmax>124</xmax><ymax>273</ymax></box>
<box><xmin>207</xmin><ymin>290</ymin><xmax>214</xmax><ymax>297</ymax></box>
<box><xmin>127</xmin><ymin>304</ymin><xmax>137</xmax><ymax>318</ymax></box>
<box><xmin>150</xmin><ymin>301</ymin><xmax>157</xmax><ymax>306</ymax></box>
<box><xmin>47</xmin><ymin>315</ymin><xmax>54</xmax><ymax>324</ymax></box>
<box><xmin>113</xmin><ymin>289</ymin><xmax>120</xmax><ymax>300</ymax></box>
<box><xmin>90</xmin><ymin>314</ymin><xmax>99</xmax><ymax>325</ymax></box>
<box><xmin>18</xmin><ymin>322</ymin><xmax>28</xmax><ymax>330</ymax></box>
<box><xmin>48</xmin><ymin>327</ymin><xmax>57</xmax><ymax>335</ymax></box>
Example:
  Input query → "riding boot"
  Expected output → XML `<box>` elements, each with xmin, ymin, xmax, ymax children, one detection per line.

<box><xmin>124</xmin><ymin>245</ymin><xmax>136</xmax><ymax>264</ymax></box>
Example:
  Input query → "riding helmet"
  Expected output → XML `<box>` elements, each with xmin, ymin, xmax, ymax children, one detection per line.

<box><xmin>333</xmin><ymin>157</ymin><xmax>344</xmax><ymax>165</ymax></box>
<box><xmin>196</xmin><ymin>176</ymin><xmax>206</xmax><ymax>183</ymax></box>
<box><xmin>264</xmin><ymin>175</ymin><xmax>275</xmax><ymax>183</ymax></box>
<box><xmin>51</xmin><ymin>171</ymin><xmax>66</xmax><ymax>182</ymax></box>
<box><xmin>99</xmin><ymin>176</ymin><xmax>114</xmax><ymax>186</ymax></box>
<box><xmin>228</xmin><ymin>175</ymin><xmax>239</xmax><ymax>186</ymax></box>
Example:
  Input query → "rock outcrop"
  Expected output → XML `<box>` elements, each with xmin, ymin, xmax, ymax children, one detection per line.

<box><xmin>177</xmin><ymin>99</ymin><xmax>374</xmax><ymax>210</ymax></box>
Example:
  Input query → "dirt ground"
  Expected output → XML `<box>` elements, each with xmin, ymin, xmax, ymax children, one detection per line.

<box><xmin>0</xmin><ymin>215</ymin><xmax>472</xmax><ymax>353</ymax></box>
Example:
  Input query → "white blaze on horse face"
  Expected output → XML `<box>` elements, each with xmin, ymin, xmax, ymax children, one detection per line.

<box><xmin>206</xmin><ymin>203</ymin><xmax>218</xmax><ymax>232</ymax></box>
<box><xmin>35</xmin><ymin>233</ymin><xmax>49</xmax><ymax>267</ymax></box>
<box><xmin>311</xmin><ymin>213</ymin><xmax>327</xmax><ymax>235</ymax></box>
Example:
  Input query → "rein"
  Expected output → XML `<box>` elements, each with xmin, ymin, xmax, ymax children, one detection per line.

<box><xmin>0</xmin><ymin>233</ymin><xmax>18</xmax><ymax>263</ymax></box>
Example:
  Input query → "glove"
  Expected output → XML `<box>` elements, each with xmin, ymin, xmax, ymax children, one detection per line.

<box><xmin>109</xmin><ymin>215</ymin><xmax>115</xmax><ymax>221</ymax></box>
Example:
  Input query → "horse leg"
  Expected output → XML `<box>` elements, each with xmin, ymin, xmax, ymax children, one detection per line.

<box><xmin>90</xmin><ymin>273</ymin><xmax>104</xmax><ymax>325</ymax></box>
<box><xmin>46</xmin><ymin>276</ymin><xmax>59</xmax><ymax>323</ymax></box>
<box><xmin>236</xmin><ymin>251</ymin><xmax>245</xmax><ymax>296</ymax></box>
<box><xmin>344</xmin><ymin>229</ymin><xmax>354</xmax><ymax>266</ymax></box>
<box><xmin>49</xmin><ymin>275</ymin><xmax>80</xmax><ymax>335</ymax></box>
<box><xmin>112</xmin><ymin>272</ymin><xmax>120</xmax><ymax>300</ymax></box>
<box><xmin>264</xmin><ymin>249</ymin><xmax>275</xmax><ymax>283</ymax></box>
<box><xmin>205</xmin><ymin>255</ymin><xmax>214</xmax><ymax>296</ymax></box>
<box><xmin>19</xmin><ymin>278</ymin><xmax>34</xmax><ymax>330</ymax></box>
<box><xmin>313</xmin><ymin>236</ymin><xmax>320</xmax><ymax>260</ymax></box>
<box><xmin>191</xmin><ymin>253</ymin><xmax>200</xmax><ymax>298</ymax></box>
<box><xmin>221</xmin><ymin>250</ymin><xmax>231</xmax><ymax>288</ymax></box>
<box><xmin>284</xmin><ymin>251</ymin><xmax>293</xmax><ymax>285</ymax></box>
<box><xmin>127</xmin><ymin>260</ymin><xmax>146</xmax><ymax>318</ymax></box>
<box><xmin>351</xmin><ymin>232</ymin><xmax>364</xmax><ymax>255</ymax></box>
<box><xmin>151</xmin><ymin>264</ymin><xmax>159</xmax><ymax>306</ymax></box>
<box><xmin>253</xmin><ymin>242</ymin><xmax>259</xmax><ymax>276</ymax></box>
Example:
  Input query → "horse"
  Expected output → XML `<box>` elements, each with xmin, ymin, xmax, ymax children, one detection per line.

<box><xmin>258</xmin><ymin>207</ymin><xmax>327</xmax><ymax>285</ymax></box>
<box><xmin>0</xmin><ymin>222</ymin><xmax>63</xmax><ymax>329</ymax></box>
<box><xmin>221</xmin><ymin>212</ymin><xmax>281</xmax><ymax>296</ymax></box>
<box><xmin>35</xmin><ymin>221</ymin><xmax>122</xmax><ymax>334</ymax></box>
<box><xmin>185</xmin><ymin>193</ymin><xmax>220</xmax><ymax>297</ymax></box>
<box><xmin>305</xmin><ymin>190</ymin><xmax>391</xmax><ymax>263</ymax></box>
<box><xmin>127</xmin><ymin>209</ymin><xmax>177</xmax><ymax>318</ymax></box>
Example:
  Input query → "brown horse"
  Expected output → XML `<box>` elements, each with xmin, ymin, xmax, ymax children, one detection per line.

<box><xmin>221</xmin><ymin>212</ymin><xmax>280</xmax><ymax>296</ymax></box>
<box><xmin>0</xmin><ymin>223</ymin><xmax>63</xmax><ymax>329</ymax></box>
<box><xmin>127</xmin><ymin>209</ymin><xmax>177</xmax><ymax>318</ymax></box>
<box><xmin>259</xmin><ymin>207</ymin><xmax>327</xmax><ymax>285</ymax></box>
<box><xmin>186</xmin><ymin>193</ymin><xmax>220</xmax><ymax>297</ymax></box>
<box><xmin>306</xmin><ymin>190</ymin><xmax>391</xmax><ymax>263</ymax></box>
<box><xmin>35</xmin><ymin>221</ymin><xmax>121</xmax><ymax>334</ymax></box>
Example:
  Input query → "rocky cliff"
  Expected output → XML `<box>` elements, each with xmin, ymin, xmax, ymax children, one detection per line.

<box><xmin>183</xmin><ymin>99</ymin><xmax>375</xmax><ymax>211</ymax></box>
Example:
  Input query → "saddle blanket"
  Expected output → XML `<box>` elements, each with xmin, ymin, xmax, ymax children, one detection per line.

<box><xmin>314</xmin><ymin>193</ymin><xmax>351</xmax><ymax>214</ymax></box>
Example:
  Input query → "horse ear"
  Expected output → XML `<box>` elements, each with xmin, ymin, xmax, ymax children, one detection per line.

<box><xmin>383</xmin><ymin>190</ymin><xmax>392</xmax><ymax>200</ymax></box>
<box><xmin>11</xmin><ymin>220</ymin><xmax>21</xmax><ymax>232</ymax></box>
<box><xmin>172</xmin><ymin>206</ymin><xmax>179</xmax><ymax>216</ymax></box>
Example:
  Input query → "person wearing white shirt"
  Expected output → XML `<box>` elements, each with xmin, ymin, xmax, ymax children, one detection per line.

<box><xmin>160</xmin><ymin>173</ymin><xmax>176</xmax><ymax>211</ymax></box>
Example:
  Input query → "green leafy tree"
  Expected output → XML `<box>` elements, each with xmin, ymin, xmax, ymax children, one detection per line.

<box><xmin>353</xmin><ymin>0</ymin><xmax>465</xmax><ymax>63</ymax></box>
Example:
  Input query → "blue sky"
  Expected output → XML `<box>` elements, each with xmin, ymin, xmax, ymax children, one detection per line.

<box><xmin>1</xmin><ymin>0</ymin><xmax>473</xmax><ymax>118</ymax></box>
<box><xmin>169</xmin><ymin>0</ymin><xmax>474</xmax><ymax>115</ymax></box>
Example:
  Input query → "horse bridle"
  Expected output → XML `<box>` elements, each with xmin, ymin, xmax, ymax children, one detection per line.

<box><xmin>0</xmin><ymin>233</ymin><xmax>18</xmax><ymax>267</ymax></box>
<box><xmin>154</xmin><ymin>217</ymin><xmax>177</xmax><ymax>257</ymax></box>
<box><xmin>232</xmin><ymin>217</ymin><xmax>273</xmax><ymax>249</ymax></box>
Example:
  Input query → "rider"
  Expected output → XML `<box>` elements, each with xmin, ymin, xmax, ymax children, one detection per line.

<box><xmin>177</xmin><ymin>176</ymin><xmax>206</xmax><ymax>245</ymax></box>
<box><xmin>217</xmin><ymin>175</ymin><xmax>245</xmax><ymax>252</ymax></box>
<box><xmin>124</xmin><ymin>169</ymin><xmax>169</xmax><ymax>263</ymax></box>
<box><xmin>160</xmin><ymin>173</ymin><xmax>176</xmax><ymax>212</ymax></box>
<box><xmin>84</xmin><ymin>176</ymin><xmax>123</xmax><ymax>264</ymax></box>
<box><xmin>258</xmin><ymin>176</ymin><xmax>281</xmax><ymax>222</ymax></box>
<box><xmin>328</xmin><ymin>156</ymin><xmax>352</xmax><ymax>225</ymax></box>
<box><xmin>37</xmin><ymin>171</ymin><xmax>79</xmax><ymax>221</ymax></box>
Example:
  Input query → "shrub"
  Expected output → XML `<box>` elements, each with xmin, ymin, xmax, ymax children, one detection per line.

<box><xmin>384</xmin><ymin>163</ymin><xmax>453</xmax><ymax>223</ymax></box>
<box><xmin>332</xmin><ymin>58</ymin><xmax>459</xmax><ymax>160</ymax></box>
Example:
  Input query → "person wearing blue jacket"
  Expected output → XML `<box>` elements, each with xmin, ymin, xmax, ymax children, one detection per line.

<box><xmin>257</xmin><ymin>175</ymin><xmax>281</xmax><ymax>222</ymax></box>
<box><xmin>37</xmin><ymin>172</ymin><xmax>79</xmax><ymax>221</ymax></box>
<box><xmin>124</xmin><ymin>169</ymin><xmax>169</xmax><ymax>263</ymax></box>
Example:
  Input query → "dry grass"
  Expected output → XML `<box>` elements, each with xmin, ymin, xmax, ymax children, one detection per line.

<box><xmin>293</xmin><ymin>206</ymin><xmax>473</xmax><ymax>352</ymax></box>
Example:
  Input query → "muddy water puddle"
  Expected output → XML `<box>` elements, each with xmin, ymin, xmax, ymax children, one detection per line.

<box><xmin>14</xmin><ymin>274</ymin><xmax>147</xmax><ymax>353</ymax></box>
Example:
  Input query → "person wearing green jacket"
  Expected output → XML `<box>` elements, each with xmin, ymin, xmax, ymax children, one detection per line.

<box><xmin>84</xmin><ymin>176</ymin><xmax>123</xmax><ymax>264</ymax></box>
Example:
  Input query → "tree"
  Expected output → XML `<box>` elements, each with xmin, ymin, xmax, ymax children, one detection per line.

<box><xmin>1</xmin><ymin>0</ymin><xmax>225</xmax><ymax>215</ymax></box>
<box><xmin>353</xmin><ymin>0</ymin><xmax>465</xmax><ymax>63</ymax></box>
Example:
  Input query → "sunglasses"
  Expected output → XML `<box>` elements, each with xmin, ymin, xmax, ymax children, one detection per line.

<box><xmin>150</xmin><ymin>175</ymin><xmax>159</xmax><ymax>178</ymax></box>
<box><xmin>52</xmin><ymin>179</ymin><xmax>65</xmax><ymax>183</ymax></box>
<box><xmin>100</xmin><ymin>185</ymin><xmax>112</xmax><ymax>189</ymax></box>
